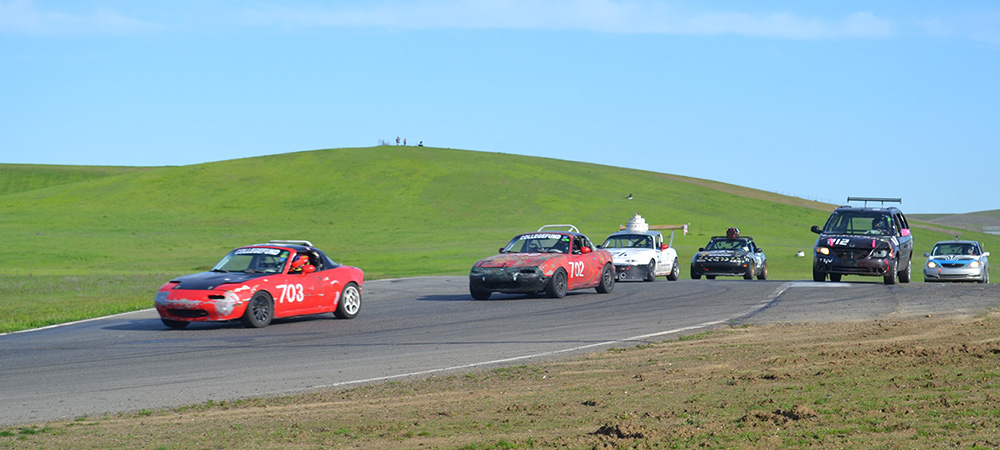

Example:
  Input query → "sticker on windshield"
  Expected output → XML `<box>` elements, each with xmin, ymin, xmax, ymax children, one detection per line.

<box><xmin>235</xmin><ymin>247</ymin><xmax>283</xmax><ymax>256</ymax></box>
<box><xmin>519</xmin><ymin>233</ymin><xmax>562</xmax><ymax>240</ymax></box>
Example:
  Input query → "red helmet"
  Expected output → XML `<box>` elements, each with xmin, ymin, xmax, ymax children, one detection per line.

<box><xmin>290</xmin><ymin>254</ymin><xmax>309</xmax><ymax>270</ymax></box>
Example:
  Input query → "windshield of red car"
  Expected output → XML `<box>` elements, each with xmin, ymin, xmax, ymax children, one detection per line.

<box><xmin>503</xmin><ymin>233</ymin><xmax>571</xmax><ymax>254</ymax></box>
<box><xmin>211</xmin><ymin>247</ymin><xmax>290</xmax><ymax>273</ymax></box>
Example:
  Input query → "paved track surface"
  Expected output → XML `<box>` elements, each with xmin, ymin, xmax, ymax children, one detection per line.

<box><xmin>2</xmin><ymin>276</ymin><xmax>997</xmax><ymax>426</ymax></box>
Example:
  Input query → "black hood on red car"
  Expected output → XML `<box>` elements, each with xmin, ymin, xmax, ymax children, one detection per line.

<box><xmin>170</xmin><ymin>271</ymin><xmax>270</xmax><ymax>290</ymax></box>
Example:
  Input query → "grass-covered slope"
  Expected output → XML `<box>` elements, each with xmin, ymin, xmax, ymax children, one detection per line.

<box><xmin>1</xmin><ymin>146</ymin><xmax>997</xmax><ymax>332</ymax></box>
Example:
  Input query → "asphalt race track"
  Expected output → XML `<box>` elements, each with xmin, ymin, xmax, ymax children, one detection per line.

<box><xmin>1</xmin><ymin>276</ymin><xmax>998</xmax><ymax>426</ymax></box>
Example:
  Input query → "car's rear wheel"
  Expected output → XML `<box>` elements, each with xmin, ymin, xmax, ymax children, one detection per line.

<box><xmin>758</xmin><ymin>263</ymin><xmax>768</xmax><ymax>280</ymax></box>
<box><xmin>596</xmin><ymin>263</ymin><xmax>615</xmax><ymax>294</ymax></box>
<box><xmin>830</xmin><ymin>273</ymin><xmax>842</xmax><ymax>282</ymax></box>
<box><xmin>899</xmin><ymin>259</ymin><xmax>911</xmax><ymax>283</ymax></box>
<box><xmin>667</xmin><ymin>258</ymin><xmax>680</xmax><ymax>281</ymax></box>
<box><xmin>546</xmin><ymin>269</ymin><xmax>568</xmax><ymax>298</ymax></box>
<box><xmin>161</xmin><ymin>319</ymin><xmax>189</xmax><ymax>329</ymax></box>
<box><xmin>334</xmin><ymin>283</ymin><xmax>361</xmax><ymax>319</ymax></box>
<box><xmin>241</xmin><ymin>292</ymin><xmax>274</xmax><ymax>328</ymax></box>
<box><xmin>644</xmin><ymin>260</ymin><xmax>656</xmax><ymax>282</ymax></box>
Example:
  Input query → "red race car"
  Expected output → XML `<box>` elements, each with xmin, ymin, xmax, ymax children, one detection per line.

<box><xmin>154</xmin><ymin>240</ymin><xmax>363</xmax><ymax>329</ymax></box>
<box><xmin>469</xmin><ymin>225</ymin><xmax>616</xmax><ymax>300</ymax></box>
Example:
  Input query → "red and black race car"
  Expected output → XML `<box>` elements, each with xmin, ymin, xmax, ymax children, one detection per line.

<box><xmin>469</xmin><ymin>225</ymin><xmax>616</xmax><ymax>300</ymax></box>
<box><xmin>154</xmin><ymin>240</ymin><xmax>364</xmax><ymax>329</ymax></box>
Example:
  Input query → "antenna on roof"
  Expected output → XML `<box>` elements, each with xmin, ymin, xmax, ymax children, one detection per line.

<box><xmin>846</xmin><ymin>197</ymin><xmax>901</xmax><ymax>208</ymax></box>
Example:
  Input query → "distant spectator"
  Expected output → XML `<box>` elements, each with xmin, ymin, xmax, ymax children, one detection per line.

<box><xmin>396</xmin><ymin>136</ymin><xmax>400</xmax><ymax>145</ymax></box>
<box><xmin>403</xmin><ymin>138</ymin><xmax>407</xmax><ymax>146</ymax></box>
<box><xmin>418</xmin><ymin>141</ymin><xmax>423</xmax><ymax>147</ymax></box>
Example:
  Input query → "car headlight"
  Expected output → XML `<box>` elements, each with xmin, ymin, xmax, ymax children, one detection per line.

<box><xmin>816</xmin><ymin>247</ymin><xmax>830</xmax><ymax>256</ymax></box>
<box><xmin>871</xmin><ymin>249</ymin><xmax>889</xmax><ymax>258</ymax></box>
<box><xmin>926</xmin><ymin>261</ymin><xmax>938</xmax><ymax>269</ymax></box>
<box><xmin>969</xmin><ymin>261</ymin><xmax>981</xmax><ymax>268</ymax></box>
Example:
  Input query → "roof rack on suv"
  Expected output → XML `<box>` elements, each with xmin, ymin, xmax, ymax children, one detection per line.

<box><xmin>846</xmin><ymin>197</ymin><xmax>902</xmax><ymax>208</ymax></box>
<box><xmin>268</xmin><ymin>240</ymin><xmax>314</xmax><ymax>247</ymax></box>
<box><xmin>537</xmin><ymin>224</ymin><xmax>579</xmax><ymax>233</ymax></box>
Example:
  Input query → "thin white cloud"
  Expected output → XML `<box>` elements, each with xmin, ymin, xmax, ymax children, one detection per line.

<box><xmin>236</xmin><ymin>0</ymin><xmax>896</xmax><ymax>39</ymax></box>
<box><xmin>0</xmin><ymin>0</ymin><xmax>154</xmax><ymax>36</ymax></box>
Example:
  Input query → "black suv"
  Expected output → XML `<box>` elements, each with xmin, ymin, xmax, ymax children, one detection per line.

<box><xmin>810</xmin><ymin>197</ymin><xmax>914</xmax><ymax>285</ymax></box>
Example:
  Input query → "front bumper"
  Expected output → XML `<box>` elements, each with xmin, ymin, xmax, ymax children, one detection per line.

<box><xmin>154</xmin><ymin>289</ymin><xmax>247</xmax><ymax>322</ymax></box>
<box><xmin>614</xmin><ymin>264</ymin><xmax>648</xmax><ymax>280</ymax></box>
<box><xmin>924</xmin><ymin>266</ymin><xmax>985</xmax><ymax>282</ymax></box>
<box><xmin>691</xmin><ymin>261</ymin><xmax>748</xmax><ymax>277</ymax></box>
<box><xmin>469</xmin><ymin>267</ymin><xmax>549</xmax><ymax>293</ymax></box>
<box><xmin>814</xmin><ymin>256</ymin><xmax>891</xmax><ymax>276</ymax></box>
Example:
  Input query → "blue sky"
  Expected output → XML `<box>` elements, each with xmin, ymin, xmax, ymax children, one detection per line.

<box><xmin>2</xmin><ymin>1</ymin><xmax>998</xmax><ymax>214</ymax></box>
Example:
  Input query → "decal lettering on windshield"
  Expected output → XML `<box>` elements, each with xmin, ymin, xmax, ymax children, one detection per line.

<box><xmin>519</xmin><ymin>233</ymin><xmax>562</xmax><ymax>240</ymax></box>
<box><xmin>235</xmin><ymin>248</ymin><xmax>283</xmax><ymax>256</ymax></box>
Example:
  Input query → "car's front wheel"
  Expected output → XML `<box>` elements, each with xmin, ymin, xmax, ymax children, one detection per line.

<box><xmin>596</xmin><ymin>263</ymin><xmax>615</xmax><ymax>294</ymax></box>
<box><xmin>546</xmin><ymin>268</ymin><xmax>568</xmax><ymax>298</ymax></box>
<box><xmin>884</xmin><ymin>260</ymin><xmax>898</xmax><ymax>285</ymax></box>
<box><xmin>334</xmin><ymin>282</ymin><xmax>361</xmax><ymax>319</ymax></box>
<box><xmin>241</xmin><ymin>292</ymin><xmax>274</xmax><ymax>328</ymax></box>
<box><xmin>899</xmin><ymin>259</ymin><xmax>911</xmax><ymax>283</ymax></box>
<box><xmin>743</xmin><ymin>264</ymin><xmax>754</xmax><ymax>280</ymax></box>
<box><xmin>470</xmin><ymin>285</ymin><xmax>492</xmax><ymax>300</ymax></box>
<box><xmin>644</xmin><ymin>260</ymin><xmax>656</xmax><ymax>282</ymax></box>
<box><xmin>758</xmin><ymin>263</ymin><xmax>768</xmax><ymax>280</ymax></box>
<box><xmin>813</xmin><ymin>268</ymin><xmax>826</xmax><ymax>282</ymax></box>
<box><xmin>690</xmin><ymin>265</ymin><xmax>700</xmax><ymax>280</ymax></box>
<box><xmin>161</xmin><ymin>319</ymin><xmax>189</xmax><ymax>329</ymax></box>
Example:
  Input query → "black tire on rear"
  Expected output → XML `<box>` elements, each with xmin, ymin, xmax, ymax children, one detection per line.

<box><xmin>667</xmin><ymin>258</ymin><xmax>680</xmax><ymax>281</ymax></box>
<box><xmin>644</xmin><ymin>260</ymin><xmax>656</xmax><ymax>282</ymax></box>
<box><xmin>546</xmin><ymin>268</ymin><xmax>568</xmax><ymax>298</ymax></box>
<box><xmin>162</xmin><ymin>319</ymin><xmax>189</xmax><ymax>329</ymax></box>
<box><xmin>596</xmin><ymin>263</ymin><xmax>615</xmax><ymax>294</ymax></box>
<box><xmin>334</xmin><ymin>282</ymin><xmax>362</xmax><ymax>319</ymax></box>
<box><xmin>241</xmin><ymin>292</ymin><xmax>274</xmax><ymax>328</ymax></box>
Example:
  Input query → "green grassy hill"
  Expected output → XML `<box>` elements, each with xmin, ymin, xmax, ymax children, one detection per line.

<box><xmin>1</xmin><ymin>146</ymin><xmax>996</xmax><ymax>332</ymax></box>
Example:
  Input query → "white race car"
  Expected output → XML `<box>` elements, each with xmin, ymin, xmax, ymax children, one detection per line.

<box><xmin>601</xmin><ymin>214</ymin><xmax>682</xmax><ymax>281</ymax></box>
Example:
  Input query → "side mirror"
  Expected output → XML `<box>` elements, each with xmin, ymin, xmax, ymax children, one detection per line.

<box><xmin>581</xmin><ymin>247</ymin><xmax>592</xmax><ymax>254</ymax></box>
<box><xmin>698</xmin><ymin>247</ymin><xmax>705</xmax><ymax>251</ymax></box>
<box><xmin>302</xmin><ymin>265</ymin><xmax>316</xmax><ymax>274</ymax></box>
<box><xmin>923</xmin><ymin>252</ymin><xmax>930</xmax><ymax>257</ymax></box>
<box><xmin>901</xmin><ymin>228</ymin><xmax>911</xmax><ymax>237</ymax></box>
<box><xmin>983</xmin><ymin>252</ymin><xmax>991</xmax><ymax>257</ymax></box>
<box><xmin>757</xmin><ymin>248</ymin><xmax>764</xmax><ymax>253</ymax></box>
<box><xmin>660</xmin><ymin>244</ymin><xmax>670</xmax><ymax>250</ymax></box>
<box><xmin>810</xmin><ymin>225</ymin><xmax>822</xmax><ymax>234</ymax></box>
<box><xmin>498</xmin><ymin>248</ymin><xmax>505</xmax><ymax>253</ymax></box>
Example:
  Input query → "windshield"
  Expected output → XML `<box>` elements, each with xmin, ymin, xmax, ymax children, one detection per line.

<box><xmin>211</xmin><ymin>247</ymin><xmax>290</xmax><ymax>273</ymax></box>
<box><xmin>931</xmin><ymin>243</ymin><xmax>980</xmax><ymax>256</ymax></box>
<box><xmin>503</xmin><ymin>233</ymin><xmax>572</xmax><ymax>254</ymax></box>
<box><xmin>822</xmin><ymin>211</ymin><xmax>895</xmax><ymax>236</ymax></box>
<box><xmin>602</xmin><ymin>234</ymin><xmax>653</xmax><ymax>249</ymax></box>
<box><xmin>705</xmin><ymin>238</ymin><xmax>750</xmax><ymax>252</ymax></box>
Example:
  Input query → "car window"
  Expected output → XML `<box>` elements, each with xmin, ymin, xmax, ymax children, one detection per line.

<box><xmin>823</xmin><ymin>211</ymin><xmax>895</xmax><ymax>235</ymax></box>
<box><xmin>706</xmin><ymin>238</ymin><xmax>749</xmax><ymax>251</ymax></box>
<box><xmin>212</xmin><ymin>248</ymin><xmax>290</xmax><ymax>273</ymax></box>
<box><xmin>601</xmin><ymin>234</ymin><xmax>649</xmax><ymax>249</ymax></box>
<box><xmin>504</xmin><ymin>233</ymin><xmax>571</xmax><ymax>254</ymax></box>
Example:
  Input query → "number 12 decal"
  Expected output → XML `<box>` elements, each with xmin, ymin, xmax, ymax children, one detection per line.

<box><xmin>568</xmin><ymin>261</ymin><xmax>585</xmax><ymax>278</ymax></box>
<box><xmin>276</xmin><ymin>284</ymin><xmax>304</xmax><ymax>303</ymax></box>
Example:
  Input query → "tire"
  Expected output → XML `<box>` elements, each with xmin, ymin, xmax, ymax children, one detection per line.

<box><xmin>884</xmin><ymin>260</ymin><xmax>898</xmax><ymax>285</ymax></box>
<box><xmin>596</xmin><ymin>263</ymin><xmax>615</xmax><ymax>294</ymax></box>
<box><xmin>470</xmin><ymin>286</ymin><xmax>491</xmax><ymax>300</ymax></box>
<box><xmin>757</xmin><ymin>263</ymin><xmax>767</xmax><ymax>280</ymax></box>
<box><xmin>667</xmin><ymin>258</ymin><xmax>680</xmax><ymax>281</ymax></box>
<box><xmin>899</xmin><ymin>259</ymin><xmax>911</xmax><ymax>283</ymax></box>
<box><xmin>241</xmin><ymin>292</ymin><xmax>274</xmax><ymax>328</ymax></box>
<box><xmin>162</xmin><ymin>319</ymin><xmax>189</xmax><ymax>329</ymax></box>
<box><xmin>545</xmin><ymin>268</ymin><xmax>568</xmax><ymax>298</ymax></box>
<box><xmin>830</xmin><ymin>273</ymin><xmax>842</xmax><ymax>282</ymax></box>
<box><xmin>813</xmin><ymin>268</ymin><xmax>826</xmax><ymax>282</ymax></box>
<box><xmin>743</xmin><ymin>264</ymin><xmax>754</xmax><ymax>280</ymax></box>
<box><xmin>706</xmin><ymin>275</ymin><xmax>716</xmax><ymax>280</ymax></box>
<box><xmin>644</xmin><ymin>260</ymin><xmax>656</xmax><ymax>282</ymax></box>
<box><xmin>690</xmin><ymin>265</ymin><xmax>700</xmax><ymax>280</ymax></box>
<box><xmin>334</xmin><ymin>282</ymin><xmax>362</xmax><ymax>319</ymax></box>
